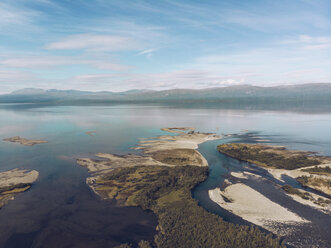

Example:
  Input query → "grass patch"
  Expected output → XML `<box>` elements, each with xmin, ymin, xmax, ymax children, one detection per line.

<box><xmin>151</xmin><ymin>149</ymin><xmax>203</xmax><ymax>166</ymax></box>
<box><xmin>157</xmin><ymin>190</ymin><xmax>183</xmax><ymax>207</ymax></box>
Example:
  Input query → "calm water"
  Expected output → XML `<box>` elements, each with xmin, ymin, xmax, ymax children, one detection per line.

<box><xmin>0</xmin><ymin>103</ymin><xmax>331</xmax><ymax>247</ymax></box>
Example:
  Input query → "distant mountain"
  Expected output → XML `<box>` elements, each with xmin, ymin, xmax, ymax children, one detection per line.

<box><xmin>0</xmin><ymin>83</ymin><xmax>331</xmax><ymax>104</ymax></box>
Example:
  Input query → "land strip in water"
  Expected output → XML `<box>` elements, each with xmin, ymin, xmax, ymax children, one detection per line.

<box><xmin>77</xmin><ymin>128</ymin><xmax>284</xmax><ymax>248</ymax></box>
<box><xmin>3</xmin><ymin>136</ymin><xmax>48</xmax><ymax>146</ymax></box>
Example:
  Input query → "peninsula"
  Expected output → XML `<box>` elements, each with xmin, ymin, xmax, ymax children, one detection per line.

<box><xmin>77</xmin><ymin>128</ymin><xmax>219</xmax><ymax>195</ymax></box>
<box><xmin>3</xmin><ymin>136</ymin><xmax>48</xmax><ymax>146</ymax></box>
<box><xmin>0</xmin><ymin>169</ymin><xmax>39</xmax><ymax>208</ymax></box>
<box><xmin>77</xmin><ymin>128</ymin><xmax>284</xmax><ymax>248</ymax></box>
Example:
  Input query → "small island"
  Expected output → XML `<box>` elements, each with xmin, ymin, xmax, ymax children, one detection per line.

<box><xmin>0</xmin><ymin>169</ymin><xmax>39</xmax><ymax>208</ymax></box>
<box><xmin>77</xmin><ymin>128</ymin><xmax>284</xmax><ymax>248</ymax></box>
<box><xmin>3</xmin><ymin>136</ymin><xmax>48</xmax><ymax>146</ymax></box>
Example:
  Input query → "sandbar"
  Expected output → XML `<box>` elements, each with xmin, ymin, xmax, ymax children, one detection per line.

<box><xmin>209</xmin><ymin>184</ymin><xmax>309</xmax><ymax>235</ymax></box>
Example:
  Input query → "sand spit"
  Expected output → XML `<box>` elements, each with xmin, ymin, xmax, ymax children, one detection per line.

<box><xmin>0</xmin><ymin>169</ymin><xmax>39</xmax><ymax>208</ymax></box>
<box><xmin>160</xmin><ymin>127</ymin><xmax>195</xmax><ymax>134</ymax></box>
<box><xmin>3</xmin><ymin>136</ymin><xmax>48</xmax><ymax>146</ymax></box>
<box><xmin>209</xmin><ymin>184</ymin><xmax>309</xmax><ymax>235</ymax></box>
<box><xmin>77</xmin><ymin>127</ymin><xmax>221</xmax><ymax>174</ymax></box>
<box><xmin>77</xmin><ymin>127</ymin><xmax>222</xmax><ymax>196</ymax></box>
<box><xmin>77</xmin><ymin>153</ymin><xmax>169</xmax><ymax>174</ymax></box>
<box><xmin>135</xmin><ymin>128</ymin><xmax>221</xmax><ymax>153</ymax></box>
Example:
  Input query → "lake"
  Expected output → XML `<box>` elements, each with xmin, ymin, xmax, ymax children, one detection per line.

<box><xmin>0</xmin><ymin>103</ymin><xmax>330</xmax><ymax>247</ymax></box>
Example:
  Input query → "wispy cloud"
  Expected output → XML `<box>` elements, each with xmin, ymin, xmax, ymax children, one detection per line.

<box><xmin>118</xmin><ymin>70</ymin><xmax>252</xmax><ymax>90</ymax></box>
<box><xmin>45</xmin><ymin>34</ymin><xmax>140</xmax><ymax>51</ymax></box>
<box><xmin>135</xmin><ymin>48</ymin><xmax>160</xmax><ymax>59</ymax></box>
<box><xmin>281</xmin><ymin>34</ymin><xmax>331</xmax><ymax>50</ymax></box>
<box><xmin>0</xmin><ymin>55</ymin><xmax>132</xmax><ymax>71</ymax></box>
<box><xmin>0</xmin><ymin>0</ymin><xmax>330</xmax><ymax>93</ymax></box>
<box><xmin>0</xmin><ymin>2</ymin><xmax>42</xmax><ymax>33</ymax></box>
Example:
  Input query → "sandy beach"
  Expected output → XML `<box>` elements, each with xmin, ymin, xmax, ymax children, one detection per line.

<box><xmin>209</xmin><ymin>183</ymin><xmax>309</xmax><ymax>235</ymax></box>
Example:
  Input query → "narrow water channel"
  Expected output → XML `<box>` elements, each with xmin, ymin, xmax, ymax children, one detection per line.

<box><xmin>193</xmin><ymin>138</ymin><xmax>331</xmax><ymax>247</ymax></box>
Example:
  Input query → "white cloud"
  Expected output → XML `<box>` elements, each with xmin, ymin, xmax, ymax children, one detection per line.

<box><xmin>45</xmin><ymin>34</ymin><xmax>140</xmax><ymax>51</ymax></box>
<box><xmin>88</xmin><ymin>61</ymin><xmax>133</xmax><ymax>71</ymax></box>
<box><xmin>0</xmin><ymin>57</ymin><xmax>71</xmax><ymax>68</ymax></box>
<box><xmin>282</xmin><ymin>69</ymin><xmax>322</xmax><ymax>78</ymax></box>
<box><xmin>0</xmin><ymin>56</ymin><xmax>132</xmax><ymax>71</ymax></box>
<box><xmin>120</xmin><ymin>70</ymin><xmax>252</xmax><ymax>90</ymax></box>
<box><xmin>282</xmin><ymin>35</ymin><xmax>331</xmax><ymax>50</ymax></box>
<box><xmin>136</xmin><ymin>48</ymin><xmax>159</xmax><ymax>58</ymax></box>
<box><xmin>304</xmin><ymin>43</ymin><xmax>331</xmax><ymax>50</ymax></box>
<box><xmin>72</xmin><ymin>74</ymin><xmax>120</xmax><ymax>82</ymax></box>
<box><xmin>0</xmin><ymin>70</ymin><xmax>35</xmax><ymax>82</ymax></box>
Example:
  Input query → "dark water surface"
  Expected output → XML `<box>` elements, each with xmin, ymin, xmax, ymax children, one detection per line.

<box><xmin>0</xmin><ymin>104</ymin><xmax>331</xmax><ymax>247</ymax></box>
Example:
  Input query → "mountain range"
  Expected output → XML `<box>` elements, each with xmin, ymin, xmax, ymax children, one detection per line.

<box><xmin>1</xmin><ymin>83</ymin><xmax>331</xmax><ymax>104</ymax></box>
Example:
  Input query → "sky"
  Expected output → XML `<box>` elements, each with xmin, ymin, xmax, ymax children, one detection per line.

<box><xmin>0</xmin><ymin>0</ymin><xmax>330</xmax><ymax>93</ymax></box>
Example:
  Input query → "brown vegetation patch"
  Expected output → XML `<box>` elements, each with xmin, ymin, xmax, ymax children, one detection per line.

<box><xmin>150</xmin><ymin>149</ymin><xmax>204</xmax><ymax>166</ymax></box>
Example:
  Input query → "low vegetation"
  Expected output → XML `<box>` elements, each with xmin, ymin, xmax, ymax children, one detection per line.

<box><xmin>281</xmin><ymin>184</ymin><xmax>331</xmax><ymax>206</ymax></box>
<box><xmin>150</xmin><ymin>149</ymin><xmax>204</xmax><ymax>166</ymax></box>
<box><xmin>217</xmin><ymin>143</ymin><xmax>320</xmax><ymax>170</ymax></box>
<box><xmin>281</xmin><ymin>184</ymin><xmax>311</xmax><ymax>200</ymax></box>
<box><xmin>98</xmin><ymin>165</ymin><xmax>284</xmax><ymax>248</ymax></box>
<box><xmin>0</xmin><ymin>183</ymin><xmax>31</xmax><ymax>194</ymax></box>
<box><xmin>297</xmin><ymin>176</ymin><xmax>331</xmax><ymax>191</ymax></box>
<box><xmin>302</xmin><ymin>166</ymin><xmax>331</xmax><ymax>175</ymax></box>
<box><xmin>0</xmin><ymin>183</ymin><xmax>32</xmax><ymax>208</ymax></box>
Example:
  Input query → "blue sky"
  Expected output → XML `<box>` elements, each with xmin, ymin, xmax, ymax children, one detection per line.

<box><xmin>0</xmin><ymin>0</ymin><xmax>330</xmax><ymax>93</ymax></box>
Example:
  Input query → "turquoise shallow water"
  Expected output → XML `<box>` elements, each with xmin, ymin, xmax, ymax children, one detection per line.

<box><xmin>0</xmin><ymin>104</ymin><xmax>330</xmax><ymax>247</ymax></box>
